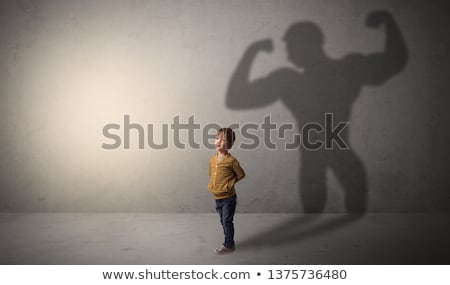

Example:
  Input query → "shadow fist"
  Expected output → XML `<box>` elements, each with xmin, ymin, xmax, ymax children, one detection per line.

<box><xmin>249</xmin><ymin>39</ymin><xmax>274</xmax><ymax>53</ymax></box>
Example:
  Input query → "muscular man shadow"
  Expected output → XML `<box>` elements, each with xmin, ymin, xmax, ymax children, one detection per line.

<box><xmin>226</xmin><ymin>10</ymin><xmax>408</xmax><ymax>248</ymax></box>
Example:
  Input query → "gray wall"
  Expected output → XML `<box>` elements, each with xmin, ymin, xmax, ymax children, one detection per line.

<box><xmin>0</xmin><ymin>0</ymin><xmax>448</xmax><ymax>212</ymax></box>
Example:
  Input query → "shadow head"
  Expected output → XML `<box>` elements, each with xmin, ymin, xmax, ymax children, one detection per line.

<box><xmin>283</xmin><ymin>22</ymin><xmax>325</xmax><ymax>68</ymax></box>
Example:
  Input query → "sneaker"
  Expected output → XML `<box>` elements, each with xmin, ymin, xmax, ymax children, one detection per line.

<box><xmin>214</xmin><ymin>245</ymin><xmax>235</xmax><ymax>254</ymax></box>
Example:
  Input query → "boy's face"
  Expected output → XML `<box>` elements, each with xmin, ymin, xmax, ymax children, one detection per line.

<box><xmin>215</xmin><ymin>133</ymin><xmax>228</xmax><ymax>152</ymax></box>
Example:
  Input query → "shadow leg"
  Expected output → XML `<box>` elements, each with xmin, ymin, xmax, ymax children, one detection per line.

<box><xmin>300</xmin><ymin>150</ymin><xmax>328</xmax><ymax>213</ymax></box>
<box><xmin>330</xmin><ymin>149</ymin><xmax>368</xmax><ymax>214</ymax></box>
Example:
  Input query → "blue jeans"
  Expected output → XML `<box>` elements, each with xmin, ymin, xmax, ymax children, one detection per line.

<box><xmin>215</xmin><ymin>195</ymin><xmax>237</xmax><ymax>248</ymax></box>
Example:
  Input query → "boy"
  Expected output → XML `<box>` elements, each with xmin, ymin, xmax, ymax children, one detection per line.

<box><xmin>208</xmin><ymin>128</ymin><xmax>245</xmax><ymax>254</ymax></box>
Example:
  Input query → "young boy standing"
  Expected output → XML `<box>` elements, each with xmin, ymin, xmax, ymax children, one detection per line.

<box><xmin>208</xmin><ymin>128</ymin><xmax>245</xmax><ymax>254</ymax></box>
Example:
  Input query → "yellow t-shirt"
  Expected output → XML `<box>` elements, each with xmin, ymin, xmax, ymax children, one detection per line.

<box><xmin>208</xmin><ymin>153</ymin><xmax>246</xmax><ymax>200</ymax></box>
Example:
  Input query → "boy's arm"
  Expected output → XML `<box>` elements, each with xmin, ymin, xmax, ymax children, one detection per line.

<box><xmin>232</xmin><ymin>160</ymin><xmax>246</xmax><ymax>182</ymax></box>
<box><xmin>228</xmin><ymin>160</ymin><xmax>245</xmax><ymax>190</ymax></box>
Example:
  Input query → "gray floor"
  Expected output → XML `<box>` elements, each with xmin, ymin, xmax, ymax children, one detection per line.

<box><xmin>1</xmin><ymin>213</ymin><xmax>449</xmax><ymax>264</ymax></box>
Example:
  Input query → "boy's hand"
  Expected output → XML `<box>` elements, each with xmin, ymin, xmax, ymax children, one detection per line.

<box><xmin>366</xmin><ymin>10</ymin><xmax>392</xmax><ymax>28</ymax></box>
<box><xmin>249</xmin><ymin>39</ymin><xmax>274</xmax><ymax>53</ymax></box>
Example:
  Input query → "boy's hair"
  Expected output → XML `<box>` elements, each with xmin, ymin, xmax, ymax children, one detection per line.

<box><xmin>217</xmin><ymin>128</ymin><xmax>236</xmax><ymax>148</ymax></box>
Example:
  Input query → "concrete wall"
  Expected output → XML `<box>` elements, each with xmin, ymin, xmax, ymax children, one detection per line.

<box><xmin>0</xmin><ymin>0</ymin><xmax>448</xmax><ymax>212</ymax></box>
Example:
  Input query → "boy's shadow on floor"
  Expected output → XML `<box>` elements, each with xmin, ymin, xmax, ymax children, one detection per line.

<box><xmin>237</xmin><ymin>214</ymin><xmax>362</xmax><ymax>250</ymax></box>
